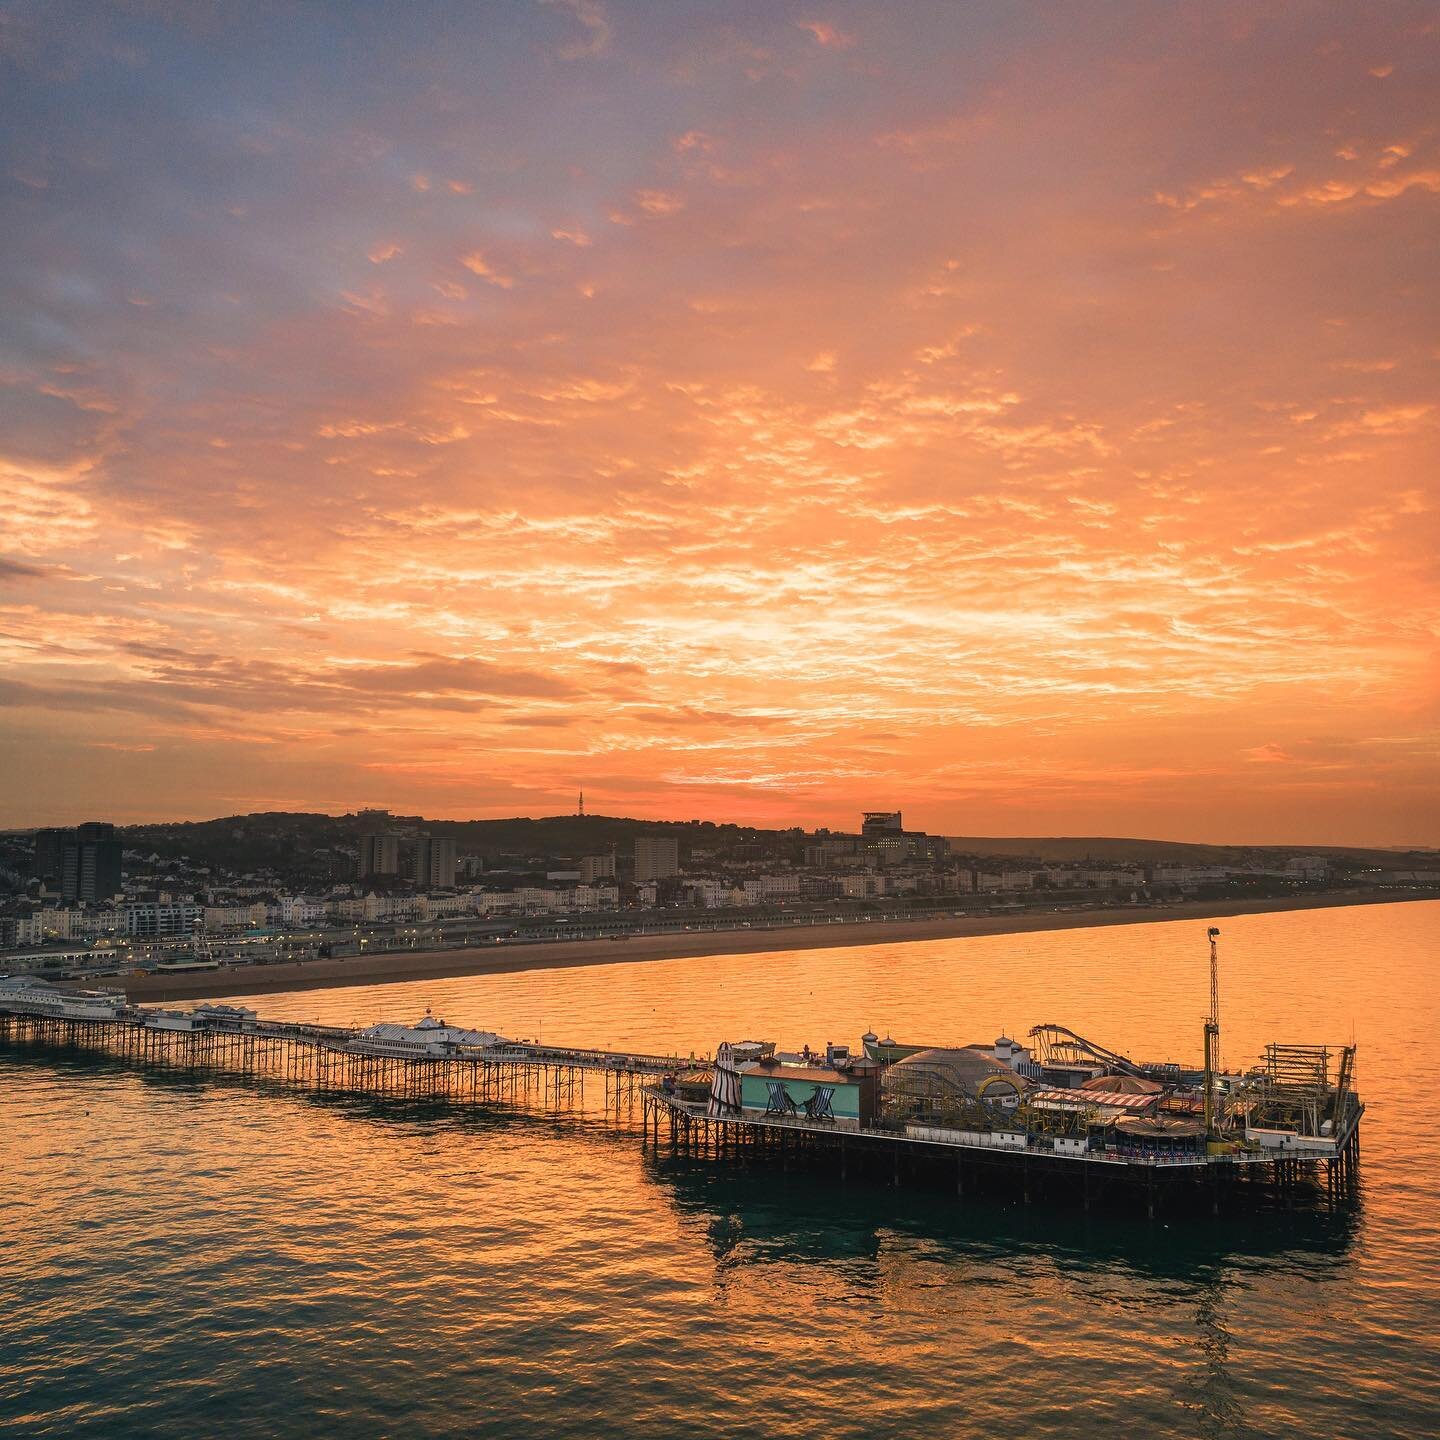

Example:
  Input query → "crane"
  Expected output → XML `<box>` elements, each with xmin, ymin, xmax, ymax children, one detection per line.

<box><xmin>1204</xmin><ymin>926</ymin><xmax>1221</xmax><ymax>1136</ymax></box>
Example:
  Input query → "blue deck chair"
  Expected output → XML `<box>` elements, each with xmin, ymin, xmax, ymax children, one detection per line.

<box><xmin>803</xmin><ymin>1086</ymin><xmax>835</xmax><ymax>1121</ymax></box>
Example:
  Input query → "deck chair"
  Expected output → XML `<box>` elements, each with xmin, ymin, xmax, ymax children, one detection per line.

<box><xmin>764</xmin><ymin>1080</ymin><xmax>799</xmax><ymax>1117</ymax></box>
<box><xmin>803</xmin><ymin>1086</ymin><xmax>836</xmax><ymax>1121</ymax></box>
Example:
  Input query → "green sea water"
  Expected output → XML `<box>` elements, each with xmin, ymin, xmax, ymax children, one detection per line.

<box><xmin>2</xmin><ymin>901</ymin><xmax>1437</xmax><ymax>1438</ymax></box>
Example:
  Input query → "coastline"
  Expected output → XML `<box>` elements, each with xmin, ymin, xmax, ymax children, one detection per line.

<box><xmin>126</xmin><ymin>888</ymin><xmax>1434</xmax><ymax>1004</ymax></box>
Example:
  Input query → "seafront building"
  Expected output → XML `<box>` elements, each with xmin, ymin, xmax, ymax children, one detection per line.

<box><xmin>635</xmin><ymin>835</ymin><xmax>680</xmax><ymax>882</ymax></box>
<box><xmin>2</xmin><ymin>807</ymin><xmax>1423</xmax><ymax>981</ymax></box>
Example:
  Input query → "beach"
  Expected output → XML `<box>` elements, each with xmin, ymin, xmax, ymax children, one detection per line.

<box><xmin>125</xmin><ymin>889</ymin><xmax>1430</xmax><ymax>1003</ymax></box>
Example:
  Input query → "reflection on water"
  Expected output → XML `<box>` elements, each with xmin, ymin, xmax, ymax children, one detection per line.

<box><xmin>650</xmin><ymin>1151</ymin><xmax>1360</xmax><ymax>1280</ymax></box>
<box><xmin>1</xmin><ymin>901</ymin><xmax>1435</xmax><ymax>1439</ymax></box>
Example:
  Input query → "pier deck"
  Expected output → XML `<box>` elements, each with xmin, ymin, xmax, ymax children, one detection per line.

<box><xmin>640</xmin><ymin>1087</ymin><xmax>1363</xmax><ymax>1216</ymax></box>
<box><xmin>0</xmin><ymin>1003</ymin><xmax>695</xmax><ymax>1110</ymax></box>
<box><xmin>0</xmin><ymin>988</ymin><xmax>1362</xmax><ymax>1215</ymax></box>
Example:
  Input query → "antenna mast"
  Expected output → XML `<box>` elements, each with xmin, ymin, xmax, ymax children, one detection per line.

<box><xmin>1204</xmin><ymin>926</ymin><xmax>1221</xmax><ymax>1137</ymax></box>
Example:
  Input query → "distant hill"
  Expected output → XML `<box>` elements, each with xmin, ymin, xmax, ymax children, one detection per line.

<box><xmin>118</xmin><ymin>810</ymin><xmax>780</xmax><ymax>871</ymax></box>
<box><xmin>72</xmin><ymin>812</ymin><xmax>1431</xmax><ymax>874</ymax></box>
<box><xmin>947</xmin><ymin>836</ymin><xmax>1252</xmax><ymax>863</ymax></box>
<box><xmin>945</xmin><ymin>835</ymin><xmax>1432</xmax><ymax>867</ymax></box>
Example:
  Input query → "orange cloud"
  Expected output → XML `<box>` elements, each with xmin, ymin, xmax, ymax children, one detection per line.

<box><xmin>0</xmin><ymin>2</ymin><xmax>1436</xmax><ymax>842</ymax></box>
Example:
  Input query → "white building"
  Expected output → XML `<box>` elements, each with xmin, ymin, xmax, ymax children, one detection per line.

<box><xmin>741</xmin><ymin>875</ymin><xmax>801</xmax><ymax>906</ymax></box>
<box><xmin>276</xmin><ymin>895</ymin><xmax>326</xmax><ymax>925</ymax></box>
<box><xmin>580</xmin><ymin>854</ymin><xmax>617</xmax><ymax>883</ymax></box>
<box><xmin>203</xmin><ymin>902</ymin><xmax>268</xmax><ymax>932</ymax></box>
<box><xmin>684</xmin><ymin>879</ymin><xmax>739</xmax><ymax>909</ymax></box>
<box><xmin>122</xmin><ymin>902</ymin><xmax>202</xmax><ymax>938</ymax></box>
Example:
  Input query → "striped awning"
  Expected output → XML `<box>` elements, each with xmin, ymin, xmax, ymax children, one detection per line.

<box><xmin>1028</xmin><ymin>1087</ymin><xmax>1159</xmax><ymax>1111</ymax></box>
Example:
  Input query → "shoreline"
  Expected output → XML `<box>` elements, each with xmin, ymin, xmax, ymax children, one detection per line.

<box><xmin>125</xmin><ymin>889</ymin><xmax>1435</xmax><ymax>1004</ymax></box>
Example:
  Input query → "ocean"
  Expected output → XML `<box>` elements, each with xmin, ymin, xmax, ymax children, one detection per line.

<box><xmin>2</xmin><ymin>900</ymin><xmax>1436</xmax><ymax>1438</ymax></box>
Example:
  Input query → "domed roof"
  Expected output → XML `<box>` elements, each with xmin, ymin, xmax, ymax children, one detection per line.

<box><xmin>885</xmin><ymin>1046</ymin><xmax>1029</xmax><ymax>1101</ymax></box>
<box><xmin>1081</xmin><ymin>1073</ymin><xmax>1163</xmax><ymax>1095</ymax></box>
<box><xmin>1115</xmin><ymin>1114</ymin><xmax>1204</xmax><ymax>1139</ymax></box>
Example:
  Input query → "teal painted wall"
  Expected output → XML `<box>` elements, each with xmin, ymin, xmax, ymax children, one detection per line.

<box><xmin>740</xmin><ymin>1071</ymin><xmax>860</xmax><ymax>1118</ymax></box>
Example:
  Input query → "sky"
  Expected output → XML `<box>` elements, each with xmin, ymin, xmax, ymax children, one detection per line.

<box><xmin>1</xmin><ymin>1</ymin><xmax>1437</xmax><ymax>843</ymax></box>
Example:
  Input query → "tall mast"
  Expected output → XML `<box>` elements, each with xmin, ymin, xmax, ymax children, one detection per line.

<box><xmin>1204</xmin><ymin>926</ymin><xmax>1221</xmax><ymax>1136</ymax></box>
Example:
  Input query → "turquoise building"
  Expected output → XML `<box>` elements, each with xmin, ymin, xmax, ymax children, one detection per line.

<box><xmin>739</xmin><ymin>1062</ymin><xmax>863</xmax><ymax>1130</ymax></box>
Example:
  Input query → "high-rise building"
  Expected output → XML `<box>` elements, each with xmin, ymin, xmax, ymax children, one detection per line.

<box><xmin>356</xmin><ymin>833</ymin><xmax>400</xmax><ymax>878</ymax></box>
<box><xmin>33</xmin><ymin>828</ymin><xmax>70</xmax><ymax>881</ymax></box>
<box><xmin>55</xmin><ymin>822</ymin><xmax>123</xmax><ymax>903</ymax></box>
<box><xmin>634</xmin><ymin>834</ymin><xmax>679</xmax><ymax>882</ymax></box>
<box><xmin>411</xmin><ymin>835</ymin><xmax>458</xmax><ymax>889</ymax></box>
<box><xmin>580</xmin><ymin>853</ymin><xmax>616</xmax><ymax>884</ymax></box>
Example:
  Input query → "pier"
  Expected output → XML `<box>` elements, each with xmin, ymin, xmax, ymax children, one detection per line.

<box><xmin>0</xmin><ymin>992</ymin><xmax>692</xmax><ymax>1111</ymax></box>
<box><xmin>638</xmin><ymin>1085</ymin><xmax>1362</xmax><ymax>1217</ymax></box>
<box><xmin>0</xmin><ymin>955</ymin><xmax>1364</xmax><ymax>1216</ymax></box>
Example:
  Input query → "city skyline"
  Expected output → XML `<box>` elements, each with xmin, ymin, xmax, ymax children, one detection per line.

<box><xmin>2</xmin><ymin>3</ymin><xmax>1437</xmax><ymax>844</ymax></box>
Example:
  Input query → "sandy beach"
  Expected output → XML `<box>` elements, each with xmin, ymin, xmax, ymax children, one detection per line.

<box><xmin>124</xmin><ymin>889</ymin><xmax>1431</xmax><ymax>1003</ymax></box>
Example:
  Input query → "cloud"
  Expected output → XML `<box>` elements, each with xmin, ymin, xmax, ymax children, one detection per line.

<box><xmin>634</xmin><ymin>188</ymin><xmax>684</xmax><ymax>217</ymax></box>
<box><xmin>459</xmin><ymin>251</ymin><xmax>515</xmax><ymax>287</ymax></box>
<box><xmin>339</xmin><ymin>656</ymin><xmax>579</xmax><ymax>700</ymax></box>
<box><xmin>0</xmin><ymin>557</ymin><xmax>49</xmax><ymax>581</ymax></box>
<box><xmin>798</xmin><ymin>20</ymin><xmax>855</xmax><ymax>50</ymax></box>
<box><xmin>0</xmin><ymin>2</ymin><xmax>1436</xmax><ymax>840</ymax></box>
<box><xmin>543</xmin><ymin>0</ymin><xmax>611</xmax><ymax>60</ymax></box>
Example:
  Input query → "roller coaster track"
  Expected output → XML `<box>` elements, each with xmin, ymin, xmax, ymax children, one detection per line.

<box><xmin>1026</xmin><ymin>1023</ymin><xmax>1148</xmax><ymax>1077</ymax></box>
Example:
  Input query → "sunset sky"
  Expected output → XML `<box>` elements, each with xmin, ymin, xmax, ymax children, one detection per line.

<box><xmin>1</xmin><ymin>1</ymin><xmax>1436</xmax><ymax>842</ymax></box>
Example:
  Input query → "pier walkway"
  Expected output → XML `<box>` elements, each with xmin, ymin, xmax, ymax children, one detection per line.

<box><xmin>0</xmin><ymin>998</ymin><xmax>700</xmax><ymax>1110</ymax></box>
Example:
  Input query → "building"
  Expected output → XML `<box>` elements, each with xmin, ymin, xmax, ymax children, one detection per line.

<box><xmin>121</xmin><ymin>902</ymin><xmax>201</xmax><ymax>939</ymax></box>
<box><xmin>580</xmin><ymin>853</ymin><xmax>616</xmax><ymax>883</ymax></box>
<box><xmin>856</xmin><ymin>812</ymin><xmax>948</xmax><ymax>867</ymax></box>
<box><xmin>32</xmin><ymin>828</ymin><xmax>70</xmax><ymax>882</ymax></box>
<box><xmin>57</xmin><ymin>823</ymin><xmax>123</xmax><ymax>904</ymax></box>
<box><xmin>356</xmin><ymin>833</ymin><xmax>400</xmax><ymax>879</ymax></box>
<box><xmin>634</xmin><ymin>834</ymin><xmax>680</xmax><ymax>882</ymax></box>
<box><xmin>741</xmin><ymin>874</ymin><xmax>801</xmax><ymax>905</ymax></box>
<box><xmin>411</xmin><ymin>835</ymin><xmax>457</xmax><ymax>889</ymax></box>
<box><xmin>684</xmin><ymin>879</ymin><xmax>739</xmax><ymax>908</ymax></box>
<box><xmin>861</xmin><ymin>811</ymin><xmax>905</xmax><ymax>837</ymax></box>
<box><xmin>276</xmin><ymin>895</ymin><xmax>327</xmax><ymax>925</ymax></box>
<box><xmin>203</xmin><ymin>902</ymin><xmax>268</xmax><ymax>932</ymax></box>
